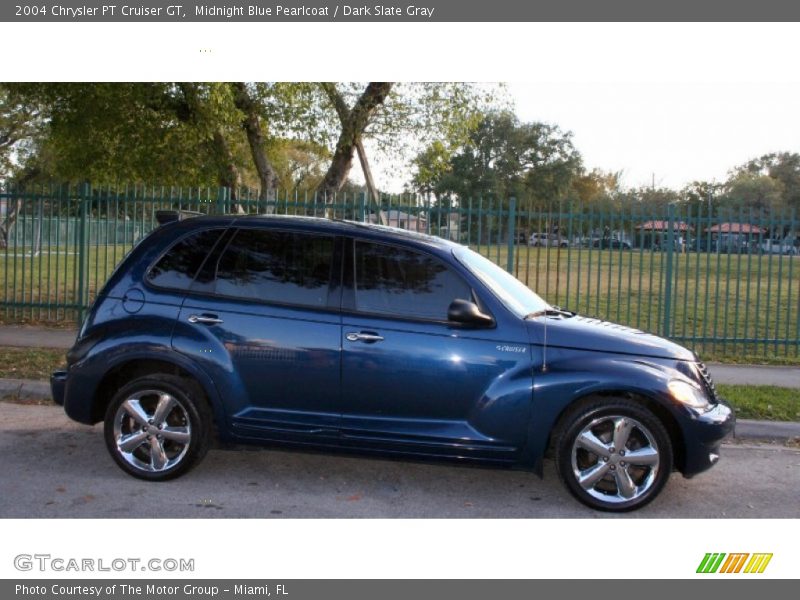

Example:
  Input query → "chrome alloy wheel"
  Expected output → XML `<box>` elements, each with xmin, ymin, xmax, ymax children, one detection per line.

<box><xmin>112</xmin><ymin>390</ymin><xmax>192</xmax><ymax>473</ymax></box>
<box><xmin>570</xmin><ymin>415</ymin><xmax>660</xmax><ymax>505</ymax></box>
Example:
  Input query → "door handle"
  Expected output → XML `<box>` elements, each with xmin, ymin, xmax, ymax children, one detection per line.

<box><xmin>346</xmin><ymin>332</ymin><xmax>384</xmax><ymax>343</ymax></box>
<box><xmin>188</xmin><ymin>314</ymin><xmax>224</xmax><ymax>325</ymax></box>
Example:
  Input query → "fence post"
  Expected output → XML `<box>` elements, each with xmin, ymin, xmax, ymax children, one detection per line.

<box><xmin>506</xmin><ymin>197</ymin><xmax>517</xmax><ymax>273</ymax></box>
<box><xmin>359</xmin><ymin>192</ymin><xmax>367</xmax><ymax>223</ymax></box>
<box><xmin>663</xmin><ymin>203</ymin><xmax>675</xmax><ymax>338</ymax></box>
<box><xmin>216</xmin><ymin>187</ymin><xmax>227</xmax><ymax>215</ymax></box>
<box><xmin>76</xmin><ymin>183</ymin><xmax>90</xmax><ymax>324</ymax></box>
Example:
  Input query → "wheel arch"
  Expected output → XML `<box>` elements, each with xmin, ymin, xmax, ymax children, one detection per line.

<box><xmin>546</xmin><ymin>389</ymin><xmax>687</xmax><ymax>474</ymax></box>
<box><xmin>89</xmin><ymin>353</ymin><xmax>226</xmax><ymax>434</ymax></box>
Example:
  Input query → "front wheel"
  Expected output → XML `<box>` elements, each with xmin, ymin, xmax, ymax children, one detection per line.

<box><xmin>555</xmin><ymin>399</ymin><xmax>673</xmax><ymax>512</ymax></box>
<box><xmin>103</xmin><ymin>374</ymin><xmax>212</xmax><ymax>481</ymax></box>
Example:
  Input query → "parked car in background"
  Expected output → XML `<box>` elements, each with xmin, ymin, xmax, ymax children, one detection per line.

<box><xmin>593</xmin><ymin>238</ymin><xmax>632</xmax><ymax>250</ymax></box>
<box><xmin>529</xmin><ymin>233</ymin><xmax>569</xmax><ymax>247</ymax></box>
<box><xmin>51</xmin><ymin>213</ymin><xmax>733</xmax><ymax>512</ymax></box>
<box><xmin>760</xmin><ymin>236</ymin><xmax>799</xmax><ymax>255</ymax></box>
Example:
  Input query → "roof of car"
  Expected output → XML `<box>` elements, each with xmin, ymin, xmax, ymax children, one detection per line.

<box><xmin>174</xmin><ymin>213</ymin><xmax>459</xmax><ymax>250</ymax></box>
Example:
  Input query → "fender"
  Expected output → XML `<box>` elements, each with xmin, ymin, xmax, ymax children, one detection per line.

<box><xmin>65</xmin><ymin>340</ymin><xmax>228</xmax><ymax>438</ymax></box>
<box><xmin>519</xmin><ymin>348</ymin><xmax>690</xmax><ymax>475</ymax></box>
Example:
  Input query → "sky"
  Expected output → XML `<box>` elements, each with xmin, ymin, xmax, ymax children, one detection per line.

<box><xmin>508</xmin><ymin>81</ymin><xmax>800</xmax><ymax>190</ymax></box>
<box><xmin>362</xmin><ymin>80</ymin><xmax>800</xmax><ymax>193</ymax></box>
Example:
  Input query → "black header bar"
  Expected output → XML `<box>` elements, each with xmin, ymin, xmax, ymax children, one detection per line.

<box><xmin>5</xmin><ymin>0</ymin><xmax>800</xmax><ymax>22</ymax></box>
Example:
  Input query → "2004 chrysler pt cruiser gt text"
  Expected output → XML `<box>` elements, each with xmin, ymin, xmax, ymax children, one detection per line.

<box><xmin>51</xmin><ymin>213</ymin><xmax>734</xmax><ymax>511</ymax></box>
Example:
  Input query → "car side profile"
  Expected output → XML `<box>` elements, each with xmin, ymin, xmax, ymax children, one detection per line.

<box><xmin>51</xmin><ymin>213</ymin><xmax>734</xmax><ymax>512</ymax></box>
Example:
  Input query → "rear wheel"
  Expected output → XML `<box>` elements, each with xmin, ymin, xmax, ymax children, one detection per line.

<box><xmin>103</xmin><ymin>374</ymin><xmax>211</xmax><ymax>481</ymax></box>
<box><xmin>555</xmin><ymin>398</ymin><xmax>672</xmax><ymax>512</ymax></box>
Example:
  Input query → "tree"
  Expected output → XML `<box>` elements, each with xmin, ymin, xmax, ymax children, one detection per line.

<box><xmin>411</xmin><ymin>111</ymin><xmax>582</xmax><ymax>207</ymax></box>
<box><xmin>681</xmin><ymin>180</ymin><xmax>723</xmax><ymax>214</ymax></box>
<box><xmin>315</xmin><ymin>82</ymin><xmax>394</xmax><ymax>200</ymax></box>
<box><xmin>2</xmin><ymin>82</ymin><xmax>503</xmax><ymax>215</ymax></box>
<box><xmin>629</xmin><ymin>186</ymin><xmax>682</xmax><ymax>212</ymax></box>
<box><xmin>410</xmin><ymin>140</ymin><xmax>452</xmax><ymax>198</ymax></box>
<box><xmin>2</xmin><ymin>83</ymin><xmax>229</xmax><ymax>185</ymax></box>
<box><xmin>315</xmin><ymin>82</ymin><xmax>504</xmax><ymax>202</ymax></box>
<box><xmin>722</xmin><ymin>172</ymin><xmax>785</xmax><ymax>215</ymax></box>
<box><xmin>0</xmin><ymin>89</ymin><xmax>42</xmax><ymax>178</ymax></box>
<box><xmin>569</xmin><ymin>169</ymin><xmax>622</xmax><ymax>210</ymax></box>
<box><xmin>0</xmin><ymin>88</ymin><xmax>47</xmax><ymax>247</ymax></box>
<box><xmin>732</xmin><ymin>152</ymin><xmax>800</xmax><ymax>212</ymax></box>
<box><xmin>268</xmin><ymin>139</ymin><xmax>330</xmax><ymax>191</ymax></box>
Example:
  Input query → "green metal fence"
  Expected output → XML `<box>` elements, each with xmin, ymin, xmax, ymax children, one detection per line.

<box><xmin>1</xmin><ymin>183</ymin><xmax>798</xmax><ymax>362</ymax></box>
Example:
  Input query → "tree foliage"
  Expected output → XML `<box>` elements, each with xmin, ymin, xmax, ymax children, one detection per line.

<box><xmin>410</xmin><ymin>111</ymin><xmax>582</xmax><ymax>207</ymax></box>
<box><xmin>3</xmin><ymin>82</ymin><xmax>797</xmax><ymax>218</ymax></box>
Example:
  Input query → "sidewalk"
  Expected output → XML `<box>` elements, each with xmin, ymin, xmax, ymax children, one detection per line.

<box><xmin>0</xmin><ymin>325</ymin><xmax>77</xmax><ymax>350</ymax></box>
<box><xmin>0</xmin><ymin>325</ymin><xmax>798</xmax><ymax>389</ymax></box>
<box><xmin>706</xmin><ymin>363</ymin><xmax>800</xmax><ymax>389</ymax></box>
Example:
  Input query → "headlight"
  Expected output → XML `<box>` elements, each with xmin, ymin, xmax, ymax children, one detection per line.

<box><xmin>668</xmin><ymin>379</ymin><xmax>711</xmax><ymax>411</ymax></box>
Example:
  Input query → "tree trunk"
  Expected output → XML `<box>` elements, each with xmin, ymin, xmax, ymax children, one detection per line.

<box><xmin>212</xmin><ymin>130</ymin><xmax>244</xmax><ymax>214</ymax></box>
<box><xmin>232</xmin><ymin>82</ymin><xmax>280</xmax><ymax>212</ymax></box>
<box><xmin>316</xmin><ymin>82</ymin><xmax>393</xmax><ymax>204</ymax></box>
<box><xmin>355</xmin><ymin>139</ymin><xmax>387</xmax><ymax>225</ymax></box>
<box><xmin>0</xmin><ymin>196</ymin><xmax>22</xmax><ymax>249</ymax></box>
<box><xmin>0</xmin><ymin>166</ymin><xmax>40</xmax><ymax>249</ymax></box>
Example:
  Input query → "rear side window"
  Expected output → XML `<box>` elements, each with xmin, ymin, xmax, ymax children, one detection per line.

<box><xmin>354</xmin><ymin>241</ymin><xmax>471</xmax><ymax>320</ymax></box>
<box><xmin>146</xmin><ymin>229</ymin><xmax>223</xmax><ymax>290</ymax></box>
<box><xmin>213</xmin><ymin>228</ymin><xmax>334</xmax><ymax>307</ymax></box>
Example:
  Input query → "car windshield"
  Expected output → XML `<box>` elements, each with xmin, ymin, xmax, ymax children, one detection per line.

<box><xmin>453</xmin><ymin>246</ymin><xmax>550</xmax><ymax>318</ymax></box>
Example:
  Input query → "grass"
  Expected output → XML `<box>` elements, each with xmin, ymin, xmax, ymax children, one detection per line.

<box><xmin>1</xmin><ymin>242</ymin><xmax>799</xmax><ymax>363</ymax></box>
<box><xmin>0</xmin><ymin>243</ymin><xmax>133</xmax><ymax>325</ymax></box>
<box><xmin>717</xmin><ymin>384</ymin><xmax>800</xmax><ymax>421</ymax></box>
<box><xmin>0</xmin><ymin>347</ymin><xmax>66</xmax><ymax>380</ymax></box>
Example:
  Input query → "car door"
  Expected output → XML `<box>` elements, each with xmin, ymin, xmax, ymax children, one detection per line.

<box><xmin>339</xmin><ymin>238</ymin><xmax>533</xmax><ymax>461</ymax></box>
<box><xmin>172</xmin><ymin>226</ymin><xmax>342</xmax><ymax>441</ymax></box>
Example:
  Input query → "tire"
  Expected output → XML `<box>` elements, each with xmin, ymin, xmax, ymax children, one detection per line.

<box><xmin>103</xmin><ymin>373</ymin><xmax>212</xmax><ymax>481</ymax></box>
<box><xmin>554</xmin><ymin>398</ymin><xmax>673</xmax><ymax>512</ymax></box>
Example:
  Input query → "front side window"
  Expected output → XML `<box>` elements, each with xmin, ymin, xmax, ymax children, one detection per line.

<box><xmin>354</xmin><ymin>241</ymin><xmax>471</xmax><ymax>320</ymax></box>
<box><xmin>146</xmin><ymin>228</ymin><xmax>223</xmax><ymax>290</ymax></box>
<box><xmin>453</xmin><ymin>245</ymin><xmax>549</xmax><ymax>317</ymax></box>
<box><xmin>213</xmin><ymin>228</ymin><xmax>334</xmax><ymax>307</ymax></box>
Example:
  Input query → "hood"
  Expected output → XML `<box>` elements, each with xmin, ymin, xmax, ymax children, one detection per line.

<box><xmin>526</xmin><ymin>314</ymin><xmax>695</xmax><ymax>361</ymax></box>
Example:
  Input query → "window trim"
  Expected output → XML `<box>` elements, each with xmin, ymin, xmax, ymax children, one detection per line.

<box><xmin>143</xmin><ymin>226</ymin><xmax>230</xmax><ymax>294</ymax></box>
<box><xmin>182</xmin><ymin>226</ymin><xmax>342</xmax><ymax>313</ymax></box>
<box><xmin>343</xmin><ymin>236</ymin><xmax>492</xmax><ymax>327</ymax></box>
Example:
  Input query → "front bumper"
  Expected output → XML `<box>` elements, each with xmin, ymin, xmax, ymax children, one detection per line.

<box><xmin>681</xmin><ymin>398</ymin><xmax>735</xmax><ymax>477</ymax></box>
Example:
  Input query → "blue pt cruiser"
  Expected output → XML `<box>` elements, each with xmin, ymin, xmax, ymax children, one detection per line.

<box><xmin>51</xmin><ymin>214</ymin><xmax>734</xmax><ymax>511</ymax></box>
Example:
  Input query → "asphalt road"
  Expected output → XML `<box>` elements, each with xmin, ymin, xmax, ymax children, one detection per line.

<box><xmin>2</xmin><ymin>402</ymin><xmax>799</xmax><ymax>518</ymax></box>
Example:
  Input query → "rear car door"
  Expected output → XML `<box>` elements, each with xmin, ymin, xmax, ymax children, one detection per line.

<box><xmin>338</xmin><ymin>238</ymin><xmax>533</xmax><ymax>461</ymax></box>
<box><xmin>171</xmin><ymin>226</ymin><xmax>342</xmax><ymax>441</ymax></box>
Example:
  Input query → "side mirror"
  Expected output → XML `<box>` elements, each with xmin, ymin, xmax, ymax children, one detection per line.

<box><xmin>447</xmin><ymin>298</ymin><xmax>494</xmax><ymax>327</ymax></box>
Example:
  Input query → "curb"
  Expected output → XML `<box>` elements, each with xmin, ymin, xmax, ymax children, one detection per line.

<box><xmin>707</xmin><ymin>362</ymin><xmax>800</xmax><ymax>390</ymax></box>
<box><xmin>0</xmin><ymin>378</ymin><xmax>51</xmax><ymax>400</ymax></box>
<box><xmin>735</xmin><ymin>419</ymin><xmax>800</xmax><ymax>441</ymax></box>
<box><xmin>0</xmin><ymin>378</ymin><xmax>798</xmax><ymax>442</ymax></box>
